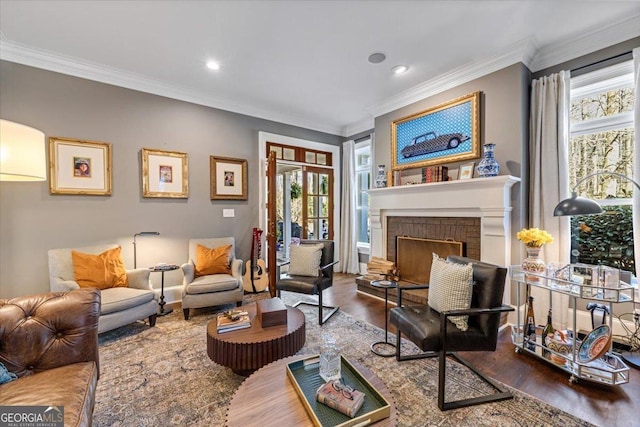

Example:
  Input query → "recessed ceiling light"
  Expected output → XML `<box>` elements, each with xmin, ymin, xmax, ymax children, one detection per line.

<box><xmin>368</xmin><ymin>53</ymin><xmax>386</xmax><ymax>64</ymax></box>
<box><xmin>392</xmin><ymin>65</ymin><xmax>409</xmax><ymax>74</ymax></box>
<box><xmin>206</xmin><ymin>60</ymin><xmax>220</xmax><ymax>71</ymax></box>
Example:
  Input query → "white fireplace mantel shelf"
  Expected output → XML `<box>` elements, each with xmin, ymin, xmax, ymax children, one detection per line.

<box><xmin>368</xmin><ymin>175</ymin><xmax>521</xmax><ymax>302</ymax></box>
<box><xmin>368</xmin><ymin>175</ymin><xmax>520</xmax><ymax>212</ymax></box>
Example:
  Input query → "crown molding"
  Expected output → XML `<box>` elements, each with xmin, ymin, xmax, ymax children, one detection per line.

<box><xmin>366</xmin><ymin>38</ymin><xmax>535</xmax><ymax>119</ymax></box>
<box><xmin>0</xmin><ymin>40</ymin><xmax>344</xmax><ymax>136</ymax></box>
<box><xmin>343</xmin><ymin>118</ymin><xmax>375</xmax><ymax>139</ymax></box>
<box><xmin>2</xmin><ymin>10</ymin><xmax>638</xmax><ymax>138</ymax></box>
<box><xmin>529</xmin><ymin>13</ymin><xmax>640</xmax><ymax>72</ymax></box>
<box><xmin>366</xmin><ymin>13</ymin><xmax>639</xmax><ymax>119</ymax></box>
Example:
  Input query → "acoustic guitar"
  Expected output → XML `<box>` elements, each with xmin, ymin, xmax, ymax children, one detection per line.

<box><xmin>242</xmin><ymin>227</ymin><xmax>269</xmax><ymax>293</ymax></box>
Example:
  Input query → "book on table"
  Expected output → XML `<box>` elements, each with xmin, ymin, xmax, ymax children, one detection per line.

<box><xmin>216</xmin><ymin>310</ymin><xmax>250</xmax><ymax>333</ymax></box>
<box><xmin>316</xmin><ymin>380</ymin><xmax>366</xmax><ymax>418</ymax></box>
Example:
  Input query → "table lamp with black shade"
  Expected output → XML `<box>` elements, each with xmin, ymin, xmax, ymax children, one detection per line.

<box><xmin>553</xmin><ymin>170</ymin><xmax>640</xmax><ymax>368</ymax></box>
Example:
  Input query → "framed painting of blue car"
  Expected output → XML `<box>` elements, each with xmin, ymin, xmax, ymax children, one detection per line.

<box><xmin>392</xmin><ymin>91</ymin><xmax>481</xmax><ymax>170</ymax></box>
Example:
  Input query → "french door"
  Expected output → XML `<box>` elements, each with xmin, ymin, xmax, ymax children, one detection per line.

<box><xmin>263</xmin><ymin>137</ymin><xmax>337</xmax><ymax>290</ymax></box>
<box><xmin>267</xmin><ymin>151</ymin><xmax>277</xmax><ymax>297</ymax></box>
<box><xmin>302</xmin><ymin>165</ymin><xmax>333</xmax><ymax>240</ymax></box>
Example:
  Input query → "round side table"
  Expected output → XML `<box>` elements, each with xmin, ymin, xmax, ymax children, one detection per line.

<box><xmin>149</xmin><ymin>264</ymin><xmax>179</xmax><ymax>316</ymax></box>
<box><xmin>370</xmin><ymin>279</ymin><xmax>397</xmax><ymax>357</ymax></box>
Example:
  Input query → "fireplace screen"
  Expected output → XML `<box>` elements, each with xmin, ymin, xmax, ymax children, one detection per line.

<box><xmin>396</xmin><ymin>237</ymin><xmax>463</xmax><ymax>284</ymax></box>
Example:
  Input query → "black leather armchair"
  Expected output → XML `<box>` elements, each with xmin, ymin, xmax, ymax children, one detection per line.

<box><xmin>389</xmin><ymin>255</ymin><xmax>514</xmax><ymax>411</ymax></box>
<box><xmin>276</xmin><ymin>240</ymin><xmax>339</xmax><ymax>325</ymax></box>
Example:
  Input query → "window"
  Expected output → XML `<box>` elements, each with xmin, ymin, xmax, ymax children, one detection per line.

<box><xmin>569</xmin><ymin>61</ymin><xmax>635</xmax><ymax>273</ymax></box>
<box><xmin>355</xmin><ymin>138</ymin><xmax>371</xmax><ymax>247</ymax></box>
<box><xmin>267</xmin><ymin>142</ymin><xmax>333</xmax><ymax>166</ymax></box>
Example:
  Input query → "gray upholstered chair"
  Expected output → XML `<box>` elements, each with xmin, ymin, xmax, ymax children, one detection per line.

<box><xmin>180</xmin><ymin>237</ymin><xmax>243</xmax><ymax>320</ymax></box>
<box><xmin>276</xmin><ymin>239</ymin><xmax>338</xmax><ymax>325</ymax></box>
<box><xmin>389</xmin><ymin>255</ymin><xmax>514</xmax><ymax>411</ymax></box>
<box><xmin>48</xmin><ymin>244</ymin><xmax>158</xmax><ymax>334</ymax></box>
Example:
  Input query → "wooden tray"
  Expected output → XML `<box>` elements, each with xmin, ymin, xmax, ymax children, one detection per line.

<box><xmin>286</xmin><ymin>355</ymin><xmax>391</xmax><ymax>427</ymax></box>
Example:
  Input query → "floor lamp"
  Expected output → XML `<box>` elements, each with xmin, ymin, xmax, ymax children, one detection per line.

<box><xmin>133</xmin><ymin>231</ymin><xmax>160</xmax><ymax>268</ymax></box>
<box><xmin>554</xmin><ymin>171</ymin><xmax>640</xmax><ymax>369</ymax></box>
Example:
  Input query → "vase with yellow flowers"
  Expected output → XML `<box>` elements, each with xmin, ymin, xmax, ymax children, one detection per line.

<box><xmin>516</xmin><ymin>228</ymin><xmax>554</xmax><ymax>283</ymax></box>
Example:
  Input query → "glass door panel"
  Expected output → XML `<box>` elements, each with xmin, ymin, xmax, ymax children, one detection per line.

<box><xmin>303</xmin><ymin>166</ymin><xmax>333</xmax><ymax>240</ymax></box>
<box><xmin>307</xmin><ymin>172</ymin><xmax>318</xmax><ymax>194</ymax></box>
<box><xmin>307</xmin><ymin>197</ymin><xmax>318</xmax><ymax>217</ymax></box>
<box><xmin>319</xmin><ymin>196</ymin><xmax>329</xmax><ymax>217</ymax></box>
<box><xmin>306</xmin><ymin>219</ymin><xmax>317</xmax><ymax>240</ymax></box>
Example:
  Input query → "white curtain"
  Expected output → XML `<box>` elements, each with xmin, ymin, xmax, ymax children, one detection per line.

<box><xmin>529</xmin><ymin>70</ymin><xmax>571</xmax><ymax>329</ymax></box>
<box><xmin>339</xmin><ymin>140</ymin><xmax>360</xmax><ymax>273</ymax></box>
<box><xmin>633</xmin><ymin>47</ymin><xmax>640</xmax><ymax>281</ymax></box>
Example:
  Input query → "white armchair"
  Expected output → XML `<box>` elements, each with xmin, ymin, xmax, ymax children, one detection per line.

<box><xmin>181</xmin><ymin>237</ymin><xmax>243</xmax><ymax>320</ymax></box>
<box><xmin>48</xmin><ymin>244</ymin><xmax>158</xmax><ymax>333</ymax></box>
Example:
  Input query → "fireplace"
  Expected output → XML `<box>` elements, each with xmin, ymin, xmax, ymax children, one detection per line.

<box><xmin>365</xmin><ymin>175</ymin><xmax>520</xmax><ymax>304</ymax></box>
<box><xmin>395</xmin><ymin>235</ymin><xmax>464</xmax><ymax>284</ymax></box>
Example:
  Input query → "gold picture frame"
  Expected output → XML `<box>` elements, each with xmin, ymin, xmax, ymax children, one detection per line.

<box><xmin>49</xmin><ymin>137</ymin><xmax>112</xmax><ymax>195</ymax></box>
<box><xmin>141</xmin><ymin>148</ymin><xmax>189</xmax><ymax>198</ymax></box>
<box><xmin>391</xmin><ymin>91</ymin><xmax>481</xmax><ymax>170</ymax></box>
<box><xmin>210</xmin><ymin>156</ymin><xmax>247</xmax><ymax>200</ymax></box>
<box><xmin>459</xmin><ymin>162</ymin><xmax>475</xmax><ymax>180</ymax></box>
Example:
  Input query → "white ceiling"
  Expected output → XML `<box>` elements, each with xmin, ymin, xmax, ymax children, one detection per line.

<box><xmin>1</xmin><ymin>1</ymin><xmax>639</xmax><ymax>137</ymax></box>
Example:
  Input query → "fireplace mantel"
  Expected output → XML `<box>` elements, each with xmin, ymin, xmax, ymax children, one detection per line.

<box><xmin>368</xmin><ymin>175</ymin><xmax>520</xmax><ymax>302</ymax></box>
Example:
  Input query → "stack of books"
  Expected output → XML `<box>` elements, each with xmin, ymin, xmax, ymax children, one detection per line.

<box><xmin>216</xmin><ymin>309</ymin><xmax>250</xmax><ymax>333</ymax></box>
<box><xmin>422</xmin><ymin>166</ymin><xmax>449</xmax><ymax>183</ymax></box>
<box><xmin>364</xmin><ymin>257</ymin><xmax>398</xmax><ymax>281</ymax></box>
<box><xmin>316</xmin><ymin>380</ymin><xmax>366</xmax><ymax>418</ymax></box>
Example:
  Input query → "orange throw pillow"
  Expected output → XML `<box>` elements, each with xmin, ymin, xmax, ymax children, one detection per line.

<box><xmin>72</xmin><ymin>246</ymin><xmax>129</xmax><ymax>289</ymax></box>
<box><xmin>195</xmin><ymin>244</ymin><xmax>232</xmax><ymax>277</ymax></box>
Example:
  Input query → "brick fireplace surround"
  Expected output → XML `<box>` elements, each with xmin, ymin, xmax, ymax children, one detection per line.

<box><xmin>366</xmin><ymin>175</ymin><xmax>520</xmax><ymax>304</ymax></box>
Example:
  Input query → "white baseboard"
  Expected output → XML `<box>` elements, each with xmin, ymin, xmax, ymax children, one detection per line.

<box><xmin>155</xmin><ymin>285</ymin><xmax>182</xmax><ymax>306</ymax></box>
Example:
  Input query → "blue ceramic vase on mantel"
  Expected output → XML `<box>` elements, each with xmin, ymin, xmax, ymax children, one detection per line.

<box><xmin>476</xmin><ymin>143</ymin><xmax>500</xmax><ymax>177</ymax></box>
<box><xmin>375</xmin><ymin>164</ymin><xmax>388</xmax><ymax>188</ymax></box>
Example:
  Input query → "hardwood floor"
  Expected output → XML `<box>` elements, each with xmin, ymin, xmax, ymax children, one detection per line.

<box><xmin>324</xmin><ymin>273</ymin><xmax>639</xmax><ymax>427</ymax></box>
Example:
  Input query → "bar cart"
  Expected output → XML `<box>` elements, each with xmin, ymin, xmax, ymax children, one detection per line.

<box><xmin>510</xmin><ymin>264</ymin><xmax>633</xmax><ymax>386</ymax></box>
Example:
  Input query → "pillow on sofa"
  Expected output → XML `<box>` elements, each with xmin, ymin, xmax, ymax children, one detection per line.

<box><xmin>195</xmin><ymin>244</ymin><xmax>232</xmax><ymax>277</ymax></box>
<box><xmin>427</xmin><ymin>253</ymin><xmax>473</xmax><ymax>331</ymax></box>
<box><xmin>0</xmin><ymin>362</ymin><xmax>17</xmax><ymax>384</ymax></box>
<box><xmin>71</xmin><ymin>246</ymin><xmax>128</xmax><ymax>290</ymax></box>
<box><xmin>288</xmin><ymin>244</ymin><xmax>323</xmax><ymax>277</ymax></box>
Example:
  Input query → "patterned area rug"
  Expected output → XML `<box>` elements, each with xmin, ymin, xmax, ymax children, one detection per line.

<box><xmin>95</xmin><ymin>292</ymin><xmax>593</xmax><ymax>426</ymax></box>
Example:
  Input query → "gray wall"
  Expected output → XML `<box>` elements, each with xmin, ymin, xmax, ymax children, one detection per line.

<box><xmin>374</xmin><ymin>63</ymin><xmax>530</xmax><ymax>266</ymax></box>
<box><xmin>0</xmin><ymin>61</ymin><xmax>341</xmax><ymax>299</ymax></box>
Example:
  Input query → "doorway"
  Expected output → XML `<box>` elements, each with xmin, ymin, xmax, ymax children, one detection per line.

<box><xmin>274</xmin><ymin>162</ymin><xmax>334</xmax><ymax>262</ymax></box>
<box><xmin>259</xmin><ymin>132</ymin><xmax>341</xmax><ymax>268</ymax></box>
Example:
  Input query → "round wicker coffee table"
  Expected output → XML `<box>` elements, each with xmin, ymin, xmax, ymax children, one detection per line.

<box><xmin>206</xmin><ymin>302</ymin><xmax>305</xmax><ymax>375</ymax></box>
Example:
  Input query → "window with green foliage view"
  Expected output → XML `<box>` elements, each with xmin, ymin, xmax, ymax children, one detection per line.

<box><xmin>569</xmin><ymin>61</ymin><xmax>635</xmax><ymax>275</ymax></box>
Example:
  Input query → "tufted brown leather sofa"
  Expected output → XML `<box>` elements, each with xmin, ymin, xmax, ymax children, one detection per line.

<box><xmin>0</xmin><ymin>289</ymin><xmax>100</xmax><ymax>427</ymax></box>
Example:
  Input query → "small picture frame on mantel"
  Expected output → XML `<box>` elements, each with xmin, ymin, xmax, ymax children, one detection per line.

<box><xmin>459</xmin><ymin>162</ymin><xmax>475</xmax><ymax>180</ymax></box>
